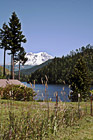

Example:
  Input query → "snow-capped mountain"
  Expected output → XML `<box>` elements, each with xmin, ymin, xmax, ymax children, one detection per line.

<box><xmin>25</xmin><ymin>52</ymin><xmax>53</xmax><ymax>65</ymax></box>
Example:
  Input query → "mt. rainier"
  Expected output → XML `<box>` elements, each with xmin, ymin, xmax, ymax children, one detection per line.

<box><xmin>25</xmin><ymin>52</ymin><xmax>53</xmax><ymax>65</ymax></box>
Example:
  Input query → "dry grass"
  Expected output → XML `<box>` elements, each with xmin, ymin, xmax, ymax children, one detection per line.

<box><xmin>0</xmin><ymin>100</ymin><xmax>93</xmax><ymax>139</ymax></box>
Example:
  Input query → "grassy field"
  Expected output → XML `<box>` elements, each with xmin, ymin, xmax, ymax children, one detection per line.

<box><xmin>0</xmin><ymin>100</ymin><xmax>93</xmax><ymax>140</ymax></box>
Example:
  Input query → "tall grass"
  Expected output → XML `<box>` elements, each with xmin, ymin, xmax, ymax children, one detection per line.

<box><xmin>0</xmin><ymin>79</ymin><xmax>92</xmax><ymax>139</ymax></box>
<box><xmin>0</xmin><ymin>99</ymin><xmax>89</xmax><ymax>140</ymax></box>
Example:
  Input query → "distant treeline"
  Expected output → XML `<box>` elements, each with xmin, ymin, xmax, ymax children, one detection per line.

<box><xmin>0</xmin><ymin>65</ymin><xmax>10</xmax><ymax>79</ymax></box>
<box><xmin>21</xmin><ymin>45</ymin><xmax>93</xmax><ymax>85</ymax></box>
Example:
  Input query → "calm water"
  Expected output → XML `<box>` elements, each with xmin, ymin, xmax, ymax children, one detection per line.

<box><xmin>23</xmin><ymin>82</ymin><xmax>70</xmax><ymax>102</ymax></box>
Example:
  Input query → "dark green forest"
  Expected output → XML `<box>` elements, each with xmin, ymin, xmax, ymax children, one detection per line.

<box><xmin>23</xmin><ymin>45</ymin><xmax>93</xmax><ymax>85</ymax></box>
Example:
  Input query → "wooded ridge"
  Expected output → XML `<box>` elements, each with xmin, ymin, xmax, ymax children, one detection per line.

<box><xmin>24</xmin><ymin>45</ymin><xmax>93</xmax><ymax>85</ymax></box>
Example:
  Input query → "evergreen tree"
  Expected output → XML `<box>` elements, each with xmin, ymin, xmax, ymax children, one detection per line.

<box><xmin>15</xmin><ymin>47</ymin><xmax>28</xmax><ymax>80</ymax></box>
<box><xmin>8</xmin><ymin>12</ymin><xmax>26</xmax><ymax>79</ymax></box>
<box><xmin>69</xmin><ymin>57</ymin><xmax>90</xmax><ymax>102</ymax></box>
<box><xmin>0</xmin><ymin>23</ymin><xmax>10</xmax><ymax>76</ymax></box>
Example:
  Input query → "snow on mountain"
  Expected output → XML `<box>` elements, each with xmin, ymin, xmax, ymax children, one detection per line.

<box><xmin>25</xmin><ymin>52</ymin><xmax>53</xmax><ymax>65</ymax></box>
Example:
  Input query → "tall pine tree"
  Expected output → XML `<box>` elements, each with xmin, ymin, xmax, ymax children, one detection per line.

<box><xmin>8</xmin><ymin>12</ymin><xmax>26</xmax><ymax>79</ymax></box>
<box><xmin>69</xmin><ymin>57</ymin><xmax>90</xmax><ymax>101</ymax></box>
<box><xmin>0</xmin><ymin>23</ymin><xmax>10</xmax><ymax>76</ymax></box>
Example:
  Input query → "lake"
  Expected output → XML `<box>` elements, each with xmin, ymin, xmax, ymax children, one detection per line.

<box><xmin>23</xmin><ymin>82</ymin><xmax>70</xmax><ymax>102</ymax></box>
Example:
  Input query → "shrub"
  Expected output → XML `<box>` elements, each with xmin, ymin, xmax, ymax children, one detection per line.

<box><xmin>0</xmin><ymin>84</ymin><xmax>36</xmax><ymax>101</ymax></box>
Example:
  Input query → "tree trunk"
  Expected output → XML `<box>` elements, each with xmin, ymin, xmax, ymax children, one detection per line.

<box><xmin>3</xmin><ymin>48</ymin><xmax>6</xmax><ymax>76</ymax></box>
<box><xmin>11</xmin><ymin>54</ymin><xmax>13</xmax><ymax>79</ymax></box>
<box><xmin>12</xmin><ymin>54</ymin><xmax>14</xmax><ymax>79</ymax></box>
<box><xmin>18</xmin><ymin>61</ymin><xmax>20</xmax><ymax>81</ymax></box>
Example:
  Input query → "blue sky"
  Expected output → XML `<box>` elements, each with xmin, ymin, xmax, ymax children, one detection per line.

<box><xmin>0</xmin><ymin>0</ymin><xmax>93</xmax><ymax>64</ymax></box>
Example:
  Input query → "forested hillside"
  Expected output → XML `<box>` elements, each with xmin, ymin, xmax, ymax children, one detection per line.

<box><xmin>28</xmin><ymin>45</ymin><xmax>93</xmax><ymax>85</ymax></box>
<box><xmin>17</xmin><ymin>59</ymin><xmax>52</xmax><ymax>75</ymax></box>
<box><xmin>0</xmin><ymin>65</ymin><xmax>10</xmax><ymax>78</ymax></box>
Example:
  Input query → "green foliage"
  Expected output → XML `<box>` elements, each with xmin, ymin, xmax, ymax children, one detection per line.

<box><xmin>8</xmin><ymin>12</ymin><xmax>27</xmax><ymax>79</ymax></box>
<box><xmin>69</xmin><ymin>57</ymin><xmax>90</xmax><ymax>101</ymax></box>
<box><xmin>8</xmin><ymin>12</ymin><xmax>26</xmax><ymax>54</ymax></box>
<box><xmin>0</xmin><ymin>23</ymin><xmax>10</xmax><ymax>50</ymax></box>
<box><xmin>0</xmin><ymin>12</ymin><xmax>27</xmax><ymax>79</ymax></box>
<box><xmin>0</xmin><ymin>23</ymin><xmax>10</xmax><ymax>76</ymax></box>
<box><xmin>15</xmin><ymin>59</ymin><xmax>52</xmax><ymax>76</ymax></box>
<box><xmin>28</xmin><ymin>45</ymin><xmax>93</xmax><ymax>85</ymax></box>
<box><xmin>90</xmin><ymin>89</ymin><xmax>93</xmax><ymax>95</ymax></box>
<box><xmin>0</xmin><ymin>65</ymin><xmax>10</xmax><ymax>79</ymax></box>
<box><xmin>0</xmin><ymin>75</ymin><xmax>6</xmax><ymax>79</ymax></box>
<box><xmin>0</xmin><ymin>84</ymin><xmax>35</xmax><ymax>101</ymax></box>
<box><xmin>14</xmin><ymin>47</ymin><xmax>28</xmax><ymax>65</ymax></box>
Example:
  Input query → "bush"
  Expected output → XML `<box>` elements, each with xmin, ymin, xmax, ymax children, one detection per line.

<box><xmin>0</xmin><ymin>84</ymin><xmax>36</xmax><ymax>101</ymax></box>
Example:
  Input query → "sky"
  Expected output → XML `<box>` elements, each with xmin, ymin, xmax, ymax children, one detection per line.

<box><xmin>0</xmin><ymin>0</ymin><xmax>93</xmax><ymax>64</ymax></box>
